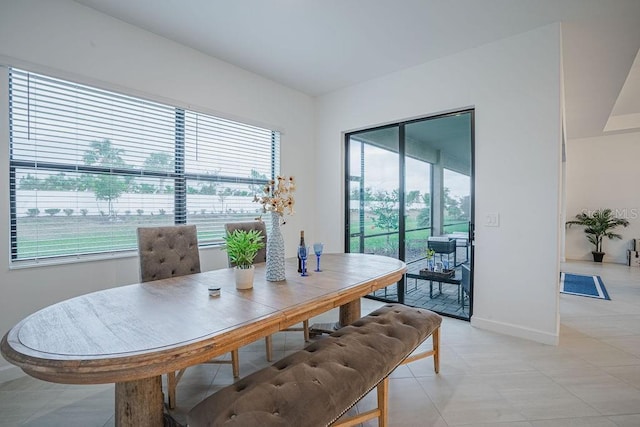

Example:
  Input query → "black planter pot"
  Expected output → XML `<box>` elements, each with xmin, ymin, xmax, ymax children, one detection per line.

<box><xmin>592</xmin><ymin>251</ymin><xmax>605</xmax><ymax>262</ymax></box>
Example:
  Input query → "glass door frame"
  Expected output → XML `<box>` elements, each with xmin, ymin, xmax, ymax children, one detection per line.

<box><xmin>344</xmin><ymin>109</ymin><xmax>475</xmax><ymax>320</ymax></box>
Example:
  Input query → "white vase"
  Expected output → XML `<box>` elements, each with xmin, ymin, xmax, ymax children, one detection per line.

<box><xmin>266</xmin><ymin>212</ymin><xmax>286</xmax><ymax>281</ymax></box>
<box><xmin>235</xmin><ymin>265</ymin><xmax>255</xmax><ymax>289</ymax></box>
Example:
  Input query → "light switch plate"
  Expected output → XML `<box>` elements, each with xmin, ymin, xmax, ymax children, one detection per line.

<box><xmin>485</xmin><ymin>213</ymin><xmax>500</xmax><ymax>227</ymax></box>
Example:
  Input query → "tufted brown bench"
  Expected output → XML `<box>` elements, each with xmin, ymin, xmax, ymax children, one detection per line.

<box><xmin>187</xmin><ymin>303</ymin><xmax>442</xmax><ymax>427</ymax></box>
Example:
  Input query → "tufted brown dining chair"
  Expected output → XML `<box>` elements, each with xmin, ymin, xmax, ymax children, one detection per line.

<box><xmin>137</xmin><ymin>224</ymin><xmax>240</xmax><ymax>409</ymax></box>
<box><xmin>224</xmin><ymin>221</ymin><xmax>310</xmax><ymax>362</ymax></box>
<box><xmin>137</xmin><ymin>224</ymin><xmax>201</xmax><ymax>282</ymax></box>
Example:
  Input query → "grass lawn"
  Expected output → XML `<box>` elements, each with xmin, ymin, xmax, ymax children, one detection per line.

<box><xmin>348</xmin><ymin>209</ymin><xmax>468</xmax><ymax>259</ymax></box>
<box><xmin>14</xmin><ymin>213</ymin><xmax>247</xmax><ymax>259</ymax></box>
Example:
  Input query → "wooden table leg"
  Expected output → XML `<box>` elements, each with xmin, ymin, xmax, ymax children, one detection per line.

<box><xmin>339</xmin><ymin>298</ymin><xmax>361</xmax><ymax>325</ymax></box>
<box><xmin>115</xmin><ymin>376</ymin><xmax>164</xmax><ymax>427</ymax></box>
<box><xmin>310</xmin><ymin>299</ymin><xmax>362</xmax><ymax>337</ymax></box>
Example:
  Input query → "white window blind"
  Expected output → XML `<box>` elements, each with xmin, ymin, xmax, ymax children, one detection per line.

<box><xmin>9</xmin><ymin>68</ymin><xmax>279</xmax><ymax>262</ymax></box>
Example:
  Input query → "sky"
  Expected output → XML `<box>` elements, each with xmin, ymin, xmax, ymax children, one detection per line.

<box><xmin>357</xmin><ymin>145</ymin><xmax>470</xmax><ymax>200</ymax></box>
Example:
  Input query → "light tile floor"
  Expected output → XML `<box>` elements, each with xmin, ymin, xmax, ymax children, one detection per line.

<box><xmin>1</xmin><ymin>260</ymin><xmax>639</xmax><ymax>426</ymax></box>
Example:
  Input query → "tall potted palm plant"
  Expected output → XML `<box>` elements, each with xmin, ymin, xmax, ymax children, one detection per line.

<box><xmin>566</xmin><ymin>208</ymin><xmax>629</xmax><ymax>262</ymax></box>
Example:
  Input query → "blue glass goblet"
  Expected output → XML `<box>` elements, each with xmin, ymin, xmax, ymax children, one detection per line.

<box><xmin>313</xmin><ymin>243</ymin><xmax>324</xmax><ymax>272</ymax></box>
<box><xmin>298</xmin><ymin>245</ymin><xmax>309</xmax><ymax>276</ymax></box>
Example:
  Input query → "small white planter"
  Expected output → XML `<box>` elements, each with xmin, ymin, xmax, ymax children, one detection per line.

<box><xmin>235</xmin><ymin>265</ymin><xmax>255</xmax><ymax>290</ymax></box>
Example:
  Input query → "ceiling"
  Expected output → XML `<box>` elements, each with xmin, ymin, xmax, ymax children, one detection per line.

<box><xmin>353</xmin><ymin>113</ymin><xmax>472</xmax><ymax>176</ymax></box>
<box><xmin>73</xmin><ymin>0</ymin><xmax>640</xmax><ymax>140</ymax></box>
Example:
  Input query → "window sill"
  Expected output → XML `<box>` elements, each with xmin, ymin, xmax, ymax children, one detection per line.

<box><xmin>9</xmin><ymin>250</ymin><xmax>140</xmax><ymax>270</ymax></box>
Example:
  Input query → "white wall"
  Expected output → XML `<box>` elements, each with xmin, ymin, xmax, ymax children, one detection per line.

<box><xmin>0</xmin><ymin>1</ymin><xmax>565</xmax><ymax>378</ymax></box>
<box><xmin>0</xmin><ymin>0</ymin><xmax>315</xmax><ymax>372</ymax></box>
<box><xmin>565</xmin><ymin>132</ymin><xmax>640</xmax><ymax>263</ymax></box>
<box><xmin>315</xmin><ymin>24</ymin><xmax>563</xmax><ymax>345</ymax></box>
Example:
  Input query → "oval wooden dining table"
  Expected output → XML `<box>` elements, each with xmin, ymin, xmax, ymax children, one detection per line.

<box><xmin>1</xmin><ymin>253</ymin><xmax>406</xmax><ymax>427</ymax></box>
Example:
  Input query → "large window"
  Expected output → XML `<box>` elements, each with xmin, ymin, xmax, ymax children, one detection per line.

<box><xmin>8</xmin><ymin>68</ymin><xmax>279</xmax><ymax>262</ymax></box>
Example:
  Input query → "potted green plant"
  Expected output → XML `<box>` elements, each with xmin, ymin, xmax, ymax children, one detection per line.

<box><xmin>223</xmin><ymin>229</ymin><xmax>265</xmax><ymax>289</ymax></box>
<box><xmin>566</xmin><ymin>208</ymin><xmax>629</xmax><ymax>262</ymax></box>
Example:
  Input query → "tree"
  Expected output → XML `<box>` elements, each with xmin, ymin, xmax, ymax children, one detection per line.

<box><xmin>350</xmin><ymin>186</ymin><xmax>374</xmax><ymax>202</ymax></box>
<box><xmin>197</xmin><ymin>169</ymin><xmax>221</xmax><ymax>196</ymax></box>
<box><xmin>249</xmin><ymin>169</ymin><xmax>268</xmax><ymax>195</ymax></box>
<box><xmin>443</xmin><ymin>187</ymin><xmax>462</xmax><ymax>220</ymax></box>
<box><xmin>83</xmin><ymin>139</ymin><xmax>129</xmax><ymax>217</ymax></box>
<box><xmin>405</xmin><ymin>190</ymin><xmax>421</xmax><ymax>209</ymax></box>
<box><xmin>44</xmin><ymin>173</ymin><xmax>75</xmax><ymax>191</ymax></box>
<box><xmin>218</xmin><ymin>187</ymin><xmax>233</xmax><ymax>213</ymax></box>
<box><xmin>199</xmin><ymin>183</ymin><xmax>217</xmax><ymax>195</ymax></box>
<box><xmin>144</xmin><ymin>152</ymin><xmax>173</xmax><ymax>193</ymax></box>
<box><xmin>370</xmin><ymin>190</ymin><xmax>400</xmax><ymax>244</ymax></box>
<box><xmin>460</xmin><ymin>195</ymin><xmax>471</xmax><ymax>221</ymax></box>
<box><xmin>417</xmin><ymin>193</ymin><xmax>431</xmax><ymax>227</ymax></box>
<box><xmin>136</xmin><ymin>183</ymin><xmax>158</xmax><ymax>194</ymax></box>
<box><xmin>75</xmin><ymin>175</ymin><xmax>93</xmax><ymax>192</ymax></box>
<box><xmin>19</xmin><ymin>174</ymin><xmax>41</xmax><ymax>190</ymax></box>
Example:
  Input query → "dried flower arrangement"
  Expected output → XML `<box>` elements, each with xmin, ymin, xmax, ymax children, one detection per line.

<box><xmin>254</xmin><ymin>176</ymin><xmax>296</xmax><ymax>223</ymax></box>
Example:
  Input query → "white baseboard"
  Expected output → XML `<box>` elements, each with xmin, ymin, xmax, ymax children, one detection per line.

<box><xmin>471</xmin><ymin>316</ymin><xmax>559</xmax><ymax>346</ymax></box>
<box><xmin>0</xmin><ymin>364</ymin><xmax>25</xmax><ymax>384</ymax></box>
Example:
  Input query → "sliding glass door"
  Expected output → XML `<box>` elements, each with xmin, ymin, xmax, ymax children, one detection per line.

<box><xmin>404</xmin><ymin>138</ymin><xmax>433</xmax><ymax>265</ymax></box>
<box><xmin>346</xmin><ymin>110</ymin><xmax>474</xmax><ymax>320</ymax></box>
<box><xmin>347</xmin><ymin>126</ymin><xmax>401</xmax><ymax>302</ymax></box>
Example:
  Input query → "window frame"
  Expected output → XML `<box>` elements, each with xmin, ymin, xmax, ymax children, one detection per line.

<box><xmin>7</xmin><ymin>67</ymin><xmax>279</xmax><ymax>265</ymax></box>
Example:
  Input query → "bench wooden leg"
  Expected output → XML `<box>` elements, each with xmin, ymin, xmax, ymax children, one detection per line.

<box><xmin>399</xmin><ymin>326</ymin><xmax>440</xmax><ymax>374</ymax></box>
<box><xmin>433</xmin><ymin>326</ymin><xmax>440</xmax><ymax>374</ymax></box>
<box><xmin>331</xmin><ymin>377</ymin><xmax>388</xmax><ymax>427</ymax></box>
<box><xmin>378</xmin><ymin>376</ymin><xmax>389</xmax><ymax>427</ymax></box>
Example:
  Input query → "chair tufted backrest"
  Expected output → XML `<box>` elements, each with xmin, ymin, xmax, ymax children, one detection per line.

<box><xmin>137</xmin><ymin>225</ymin><xmax>201</xmax><ymax>283</ymax></box>
<box><xmin>223</xmin><ymin>221</ymin><xmax>267</xmax><ymax>267</ymax></box>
